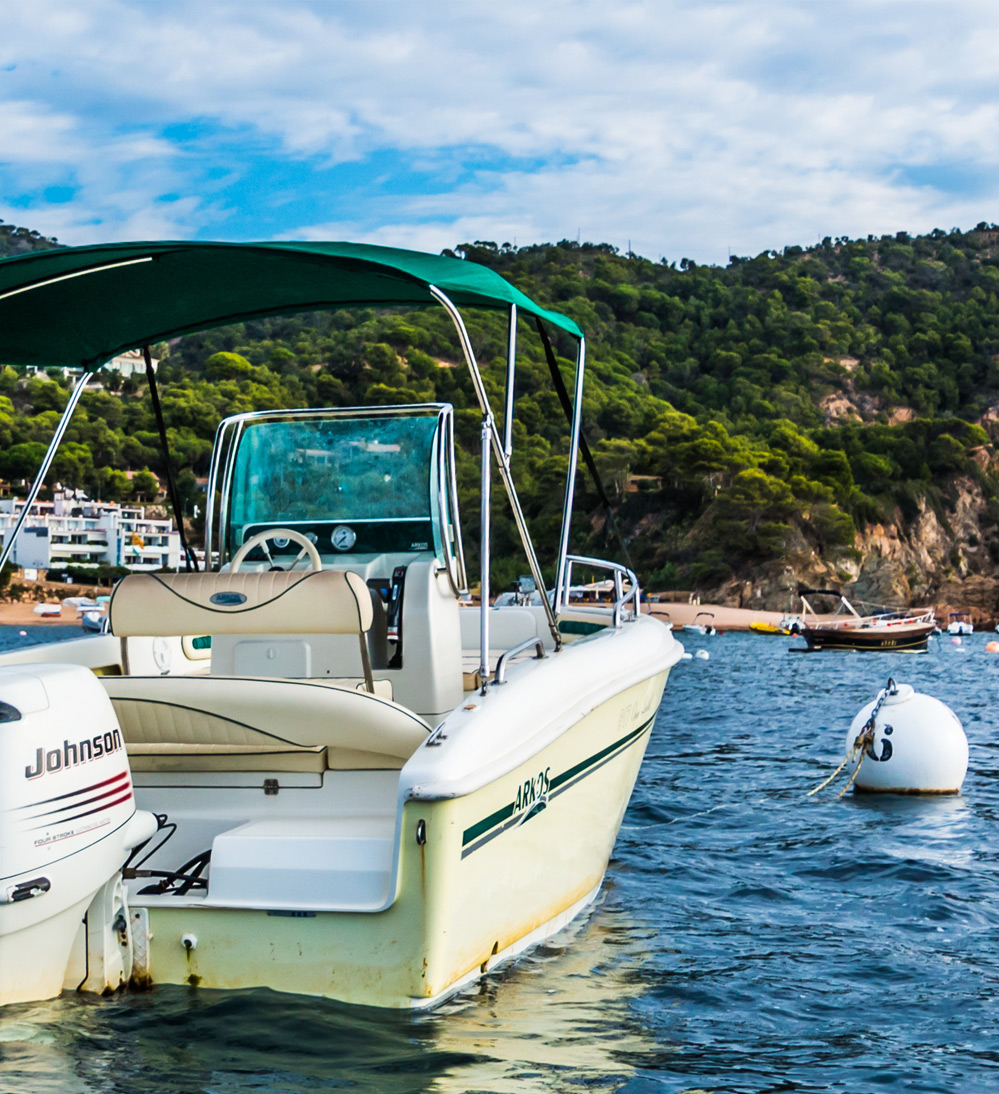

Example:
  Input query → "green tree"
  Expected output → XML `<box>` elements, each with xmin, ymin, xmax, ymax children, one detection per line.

<box><xmin>130</xmin><ymin>468</ymin><xmax>160</xmax><ymax>502</ymax></box>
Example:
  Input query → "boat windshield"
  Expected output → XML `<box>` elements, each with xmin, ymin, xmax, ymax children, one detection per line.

<box><xmin>227</xmin><ymin>414</ymin><xmax>438</xmax><ymax>548</ymax></box>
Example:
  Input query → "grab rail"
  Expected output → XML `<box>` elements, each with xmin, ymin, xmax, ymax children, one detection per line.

<box><xmin>493</xmin><ymin>636</ymin><xmax>547</xmax><ymax>686</ymax></box>
<box><xmin>435</xmin><ymin>407</ymin><xmax>469</xmax><ymax>598</ymax></box>
<box><xmin>560</xmin><ymin>555</ymin><xmax>641</xmax><ymax>628</ymax></box>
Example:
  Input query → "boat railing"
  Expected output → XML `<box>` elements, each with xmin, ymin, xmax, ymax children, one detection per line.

<box><xmin>493</xmin><ymin>637</ymin><xmax>548</xmax><ymax>686</ymax></box>
<box><xmin>814</xmin><ymin>607</ymin><xmax>935</xmax><ymax>630</ymax></box>
<box><xmin>560</xmin><ymin>555</ymin><xmax>641</xmax><ymax>628</ymax></box>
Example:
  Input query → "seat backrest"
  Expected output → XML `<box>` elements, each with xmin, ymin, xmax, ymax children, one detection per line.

<box><xmin>108</xmin><ymin>570</ymin><xmax>373</xmax><ymax>637</ymax></box>
<box><xmin>102</xmin><ymin>674</ymin><xmax>430</xmax><ymax>771</ymax></box>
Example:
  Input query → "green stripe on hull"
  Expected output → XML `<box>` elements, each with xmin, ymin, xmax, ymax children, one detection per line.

<box><xmin>461</xmin><ymin>715</ymin><xmax>656</xmax><ymax>850</ymax></box>
<box><xmin>462</xmin><ymin>801</ymin><xmax>516</xmax><ymax>845</ymax></box>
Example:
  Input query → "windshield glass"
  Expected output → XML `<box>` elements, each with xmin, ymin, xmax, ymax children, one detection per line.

<box><xmin>227</xmin><ymin>414</ymin><xmax>438</xmax><ymax>547</ymax></box>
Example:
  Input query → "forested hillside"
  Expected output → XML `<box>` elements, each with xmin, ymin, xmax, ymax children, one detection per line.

<box><xmin>3</xmin><ymin>220</ymin><xmax>999</xmax><ymax>612</ymax></box>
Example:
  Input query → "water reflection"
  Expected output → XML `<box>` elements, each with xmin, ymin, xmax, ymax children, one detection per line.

<box><xmin>429</xmin><ymin>906</ymin><xmax>658</xmax><ymax>1094</ymax></box>
<box><xmin>0</xmin><ymin>899</ymin><xmax>657</xmax><ymax>1094</ymax></box>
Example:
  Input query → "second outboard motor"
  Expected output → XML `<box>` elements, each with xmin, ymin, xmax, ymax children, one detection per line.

<box><xmin>0</xmin><ymin>663</ymin><xmax>155</xmax><ymax>1006</ymax></box>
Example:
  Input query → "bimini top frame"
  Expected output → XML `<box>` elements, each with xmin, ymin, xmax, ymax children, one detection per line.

<box><xmin>0</xmin><ymin>240</ymin><xmax>593</xmax><ymax>656</ymax></box>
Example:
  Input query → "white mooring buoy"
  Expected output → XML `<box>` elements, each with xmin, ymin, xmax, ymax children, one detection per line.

<box><xmin>695</xmin><ymin>649</ymin><xmax>710</xmax><ymax>661</ymax></box>
<box><xmin>845</xmin><ymin>682</ymin><xmax>968</xmax><ymax>794</ymax></box>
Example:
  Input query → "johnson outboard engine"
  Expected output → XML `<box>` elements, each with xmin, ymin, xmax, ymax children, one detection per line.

<box><xmin>0</xmin><ymin>663</ymin><xmax>155</xmax><ymax>1006</ymax></box>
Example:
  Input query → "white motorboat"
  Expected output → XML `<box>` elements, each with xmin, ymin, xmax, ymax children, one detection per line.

<box><xmin>686</xmin><ymin>611</ymin><xmax>717</xmax><ymax>636</ymax></box>
<box><xmin>0</xmin><ymin>242</ymin><xmax>683</xmax><ymax>1009</ymax></box>
<box><xmin>946</xmin><ymin>611</ymin><xmax>974</xmax><ymax>636</ymax></box>
<box><xmin>80</xmin><ymin>609</ymin><xmax>108</xmax><ymax>633</ymax></box>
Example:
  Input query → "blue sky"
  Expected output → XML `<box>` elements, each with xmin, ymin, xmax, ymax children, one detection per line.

<box><xmin>1</xmin><ymin>0</ymin><xmax>997</xmax><ymax>265</ymax></box>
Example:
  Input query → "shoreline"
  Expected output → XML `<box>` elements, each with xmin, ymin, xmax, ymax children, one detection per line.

<box><xmin>0</xmin><ymin>603</ymin><xmax>88</xmax><ymax>626</ymax></box>
<box><xmin>0</xmin><ymin>598</ymin><xmax>980</xmax><ymax>635</ymax></box>
<box><xmin>645</xmin><ymin>602</ymin><xmax>785</xmax><ymax>632</ymax></box>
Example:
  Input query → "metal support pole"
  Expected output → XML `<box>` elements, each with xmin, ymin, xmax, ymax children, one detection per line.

<box><xmin>503</xmin><ymin>303</ymin><xmax>517</xmax><ymax>460</ymax></box>
<box><xmin>0</xmin><ymin>370</ymin><xmax>92</xmax><ymax>575</ymax></box>
<box><xmin>429</xmin><ymin>285</ymin><xmax>561</xmax><ymax>650</ymax></box>
<box><xmin>478</xmin><ymin>415</ymin><xmax>491</xmax><ymax>692</ymax></box>
<box><xmin>553</xmin><ymin>337</ymin><xmax>586</xmax><ymax>613</ymax></box>
<box><xmin>143</xmin><ymin>345</ymin><xmax>197</xmax><ymax>571</ymax></box>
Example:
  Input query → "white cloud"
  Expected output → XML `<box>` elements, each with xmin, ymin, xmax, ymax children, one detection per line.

<box><xmin>0</xmin><ymin>0</ymin><xmax>996</xmax><ymax>260</ymax></box>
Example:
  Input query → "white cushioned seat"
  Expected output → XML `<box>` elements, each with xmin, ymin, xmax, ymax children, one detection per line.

<box><xmin>108</xmin><ymin>570</ymin><xmax>373</xmax><ymax>637</ymax></box>
<box><xmin>109</xmin><ymin>569</ymin><xmax>381</xmax><ymax>691</ymax></box>
<box><xmin>103</xmin><ymin>675</ymin><xmax>430</xmax><ymax>773</ymax></box>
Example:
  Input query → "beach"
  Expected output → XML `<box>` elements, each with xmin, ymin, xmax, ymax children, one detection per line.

<box><xmin>645</xmin><ymin>600</ymin><xmax>786</xmax><ymax>631</ymax></box>
<box><xmin>0</xmin><ymin>601</ymin><xmax>90</xmax><ymax>626</ymax></box>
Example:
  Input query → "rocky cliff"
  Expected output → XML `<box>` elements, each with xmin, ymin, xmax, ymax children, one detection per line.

<box><xmin>701</xmin><ymin>474</ymin><xmax>999</xmax><ymax>626</ymax></box>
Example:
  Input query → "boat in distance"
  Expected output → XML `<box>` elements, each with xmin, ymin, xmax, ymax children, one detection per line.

<box><xmin>0</xmin><ymin>241</ymin><xmax>683</xmax><ymax>1010</ymax></box>
<box><xmin>792</xmin><ymin>588</ymin><xmax>936</xmax><ymax>652</ymax></box>
<box><xmin>946</xmin><ymin>611</ymin><xmax>974</xmax><ymax>635</ymax></box>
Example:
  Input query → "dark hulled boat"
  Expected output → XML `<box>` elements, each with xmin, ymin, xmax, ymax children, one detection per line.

<box><xmin>795</xmin><ymin>589</ymin><xmax>936</xmax><ymax>653</ymax></box>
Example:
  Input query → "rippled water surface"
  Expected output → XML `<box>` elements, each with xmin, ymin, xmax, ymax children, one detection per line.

<box><xmin>3</xmin><ymin>630</ymin><xmax>999</xmax><ymax>1092</ymax></box>
<box><xmin>0</xmin><ymin>625</ymin><xmax>81</xmax><ymax>651</ymax></box>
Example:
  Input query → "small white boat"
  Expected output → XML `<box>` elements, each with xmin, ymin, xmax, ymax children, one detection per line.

<box><xmin>0</xmin><ymin>241</ymin><xmax>683</xmax><ymax>1010</ymax></box>
<box><xmin>686</xmin><ymin>611</ymin><xmax>717</xmax><ymax>636</ymax></box>
<box><xmin>80</xmin><ymin>609</ymin><xmax>108</xmax><ymax>633</ymax></box>
<box><xmin>64</xmin><ymin>596</ymin><xmax>99</xmax><ymax>612</ymax></box>
<box><xmin>946</xmin><ymin>611</ymin><xmax>974</xmax><ymax>635</ymax></box>
<box><xmin>31</xmin><ymin>603</ymin><xmax>62</xmax><ymax>617</ymax></box>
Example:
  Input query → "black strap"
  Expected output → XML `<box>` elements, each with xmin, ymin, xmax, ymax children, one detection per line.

<box><xmin>143</xmin><ymin>345</ymin><xmax>198</xmax><ymax>572</ymax></box>
<box><xmin>535</xmin><ymin>320</ymin><xmax>635</xmax><ymax>572</ymax></box>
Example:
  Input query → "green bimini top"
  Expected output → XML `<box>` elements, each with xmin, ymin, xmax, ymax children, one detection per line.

<box><xmin>0</xmin><ymin>240</ymin><xmax>583</xmax><ymax>372</ymax></box>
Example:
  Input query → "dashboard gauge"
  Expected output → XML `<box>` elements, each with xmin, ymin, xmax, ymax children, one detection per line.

<box><xmin>331</xmin><ymin>525</ymin><xmax>357</xmax><ymax>551</ymax></box>
<box><xmin>272</xmin><ymin>536</ymin><xmax>290</xmax><ymax>549</ymax></box>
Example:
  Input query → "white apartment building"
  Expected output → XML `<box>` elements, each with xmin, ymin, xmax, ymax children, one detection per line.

<box><xmin>0</xmin><ymin>494</ymin><xmax>181</xmax><ymax>572</ymax></box>
<box><xmin>25</xmin><ymin>349</ymin><xmax>158</xmax><ymax>383</ymax></box>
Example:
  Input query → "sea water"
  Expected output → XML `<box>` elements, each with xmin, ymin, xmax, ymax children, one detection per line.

<box><xmin>2</xmin><ymin>630</ymin><xmax>999</xmax><ymax>1092</ymax></box>
<box><xmin>0</xmin><ymin>625</ymin><xmax>81</xmax><ymax>652</ymax></box>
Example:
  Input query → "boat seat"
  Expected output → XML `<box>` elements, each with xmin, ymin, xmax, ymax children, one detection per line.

<box><xmin>102</xmin><ymin>675</ymin><xmax>430</xmax><ymax>773</ymax></box>
<box><xmin>125</xmin><ymin>742</ymin><xmax>330</xmax><ymax>774</ymax></box>
<box><xmin>108</xmin><ymin>570</ymin><xmax>379</xmax><ymax>690</ymax></box>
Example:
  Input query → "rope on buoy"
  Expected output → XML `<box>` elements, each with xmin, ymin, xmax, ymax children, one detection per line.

<box><xmin>805</xmin><ymin>756</ymin><xmax>850</xmax><ymax>797</ymax></box>
<box><xmin>806</xmin><ymin>676</ymin><xmax>897</xmax><ymax>798</ymax></box>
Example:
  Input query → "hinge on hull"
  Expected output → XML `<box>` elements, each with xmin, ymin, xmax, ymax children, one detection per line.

<box><xmin>129</xmin><ymin>908</ymin><xmax>153</xmax><ymax>989</ymax></box>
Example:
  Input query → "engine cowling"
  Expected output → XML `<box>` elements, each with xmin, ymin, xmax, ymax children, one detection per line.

<box><xmin>0</xmin><ymin>662</ymin><xmax>154</xmax><ymax>1006</ymax></box>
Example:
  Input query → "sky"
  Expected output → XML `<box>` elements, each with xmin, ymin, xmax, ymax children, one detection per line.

<box><xmin>1</xmin><ymin>0</ymin><xmax>997</xmax><ymax>266</ymax></box>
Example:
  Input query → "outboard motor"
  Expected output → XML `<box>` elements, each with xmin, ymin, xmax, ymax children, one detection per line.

<box><xmin>0</xmin><ymin>663</ymin><xmax>155</xmax><ymax>1006</ymax></box>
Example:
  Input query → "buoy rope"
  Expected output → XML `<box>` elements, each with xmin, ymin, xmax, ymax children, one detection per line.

<box><xmin>807</xmin><ymin>677</ymin><xmax>897</xmax><ymax>798</ymax></box>
<box><xmin>805</xmin><ymin>756</ymin><xmax>850</xmax><ymax>797</ymax></box>
<box><xmin>836</xmin><ymin>730</ymin><xmax>875</xmax><ymax>799</ymax></box>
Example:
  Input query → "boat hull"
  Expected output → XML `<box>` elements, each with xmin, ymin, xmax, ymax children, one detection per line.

<box><xmin>134</xmin><ymin>663</ymin><xmax>671</xmax><ymax>1008</ymax></box>
<box><xmin>799</xmin><ymin>624</ymin><xmax>934</xmax><ymax>652</ymax></box>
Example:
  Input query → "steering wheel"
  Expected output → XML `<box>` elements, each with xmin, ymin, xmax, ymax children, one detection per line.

<box><xmin>231</xmin><ymin>527</ymin><xmax>322</xmax><ymax>572</ymax></box>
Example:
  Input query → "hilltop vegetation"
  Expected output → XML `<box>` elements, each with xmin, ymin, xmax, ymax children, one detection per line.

<box><xmin>3</xmin><ymin>221</ymin><xmax>999</xmax><ymax>603</ymax></box>
<box><xmin>0</xmin><ymin>220</ymin><xmax>61</xmax><ymax>258</ymax></box>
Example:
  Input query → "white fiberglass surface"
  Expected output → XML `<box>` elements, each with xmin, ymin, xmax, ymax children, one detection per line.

<box><xmin>127</xmin><ymin>771</ymin><xmax>401</xmax><ymax>906</ymax></box>
<box><xmin>227</xmin><ymin>415</ymin><xmax>437</xmax><ymax>543</ymax></box>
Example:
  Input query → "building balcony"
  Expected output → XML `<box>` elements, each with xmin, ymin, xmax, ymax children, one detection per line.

<box><xmin>50</xmin><ymin>542</ymin><xmax>111</xmax><ymax>556</ymax></box>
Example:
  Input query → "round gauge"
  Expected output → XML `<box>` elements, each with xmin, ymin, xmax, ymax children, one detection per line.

<box><xmin>331</xmin><ymin>525</ymin><xmax>357</xmax><ymax>551</ymax></box>
<box><xmin>305</xmin><ymin>531</ymin><xmax>319</xmax><ymax>544</ymax></box>
<box><xmin>272</xmin><ymin>536</ymin><xmax>290</xmax><ymax>549</ymax></box>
